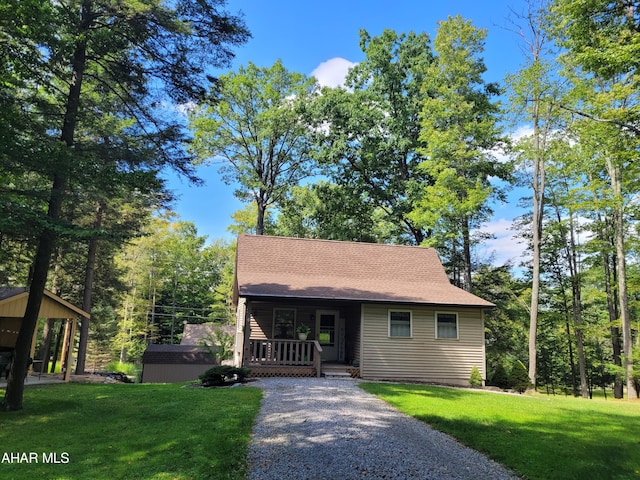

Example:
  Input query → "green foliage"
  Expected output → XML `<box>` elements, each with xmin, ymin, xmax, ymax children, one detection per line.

<box><xmin>190</xmin><ymin>60</ymin><xmax>317</xmax><ymax>234</ymax></box>
<box><xmin>489</xmin><ymin>363</ymin><xmax>511</xmax><ymax>390</ymax></box>
<box><xmin>273</xmin><ymin>182</ymin><xmax>390</xmax><ymax>242</ymax></box>
<box><xmin>199</xmin><ymin>366</ymin><xmax>251</xmax><ymax>386</ymax></box>
<box><xmin>632</xmin><ymin>346</ymin><xmax>640</xmax><ymax>395</ymax></box>
<box><xmin>199</xmin><ymin>327</ymin><xmax>235</xmax><ymax>361</ymax></box>
<box><xmin>362</xmin><ymin>382</ymin><xmax>640</xmax><ymax>480</ymax></box>
<box><xmin>0</xmin><ymin>0</ymin><xmax>249</xmax><ymax>409</ymax></box>
<box><xmin>415</xmin><ymin>15</ymin><xmax>510</xmax><ymax>288</ymax></box>
<box><xmin>0</xmin><ymin>383</ymin><xmax>261</xmax><ymax>479</ymax></box>
<box><xmin>472</xmin><ymin>264</ymin><xmax>529</xmax><ymax>373</ymax></box>
<box><xmin>551</xmin><ymin>0</ymin><xmax>640</xmax><ymax>82</ymax></box>
<box><xmin>296</xmin><ymin>323</ymin><xmax>311</xmax><ymax>335</ymax></box>
<box><xmin>105</xmin><ymin>361</ymin><xmax>137</xmax><ymax>376</ymax></box>
<box><xmin>114</xmin><ymin>215</ymin><xmax>234</xmax><ymax>361</ymax></box>
<box><xmin>469</xmin><ymin>365</ymin><xmax>483</xmax><ymax>387</ymax></box>
<box><xmin>510</xmin><ymin>360</ymin><xmax>533</xmax><ymax>394</ymax></box>
<box><xmin>309</xmin><ymin>29</ymin><xmax>434</xmax><ymax>244</ymax></box>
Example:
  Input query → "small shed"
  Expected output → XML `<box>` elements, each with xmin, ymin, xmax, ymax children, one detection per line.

<box><xmin>0</xmin><ymin>287</ymin><xmax>89</xmax><ymax>382</ymax></box>
<box><xmin>140</xmin><ymin>344</ymin><xmax>216</xmax><ymax>383</ymax></box>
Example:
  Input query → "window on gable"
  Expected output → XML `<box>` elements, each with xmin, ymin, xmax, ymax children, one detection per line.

<box><xmin>436</xmin><ymin>312</ymin><xmax>458</xmax><ymax>339</ymax></box>
<box><xmin>389</xmin><ymin>310</ymin><xmax>411</xmax><ymax>337</ymax></box>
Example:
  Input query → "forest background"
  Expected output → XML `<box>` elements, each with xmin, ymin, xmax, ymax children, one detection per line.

<box><xmin>1</xmin><ymin>0</ymin><xmax>639</xmax><ymax>409</ymax></box>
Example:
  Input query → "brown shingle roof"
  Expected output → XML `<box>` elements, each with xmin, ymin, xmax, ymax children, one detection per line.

<box><xmin>142</xmin><ymin>344</ymin><xmax>215</xmax><ymax>364</ymax></box>
<box><xmin>234</xmin><ymin>235</ymin><xmax>494</xmax><ymax>307</ymax></box>
<box><xmin>180</xmin><ymin>323</ymin><xmax>235</xmax><ymax>346</ymax></box>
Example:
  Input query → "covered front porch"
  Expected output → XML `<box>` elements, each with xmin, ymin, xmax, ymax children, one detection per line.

<box><xmin>236</xmin><ymin>299</ymin><xmax>361</xmax><ymax>378</ymax></box>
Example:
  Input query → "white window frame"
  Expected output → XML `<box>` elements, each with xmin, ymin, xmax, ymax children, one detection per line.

<box><xmin>273</xmin><ymin>308</ymin><xmax>296</xmax><ymax>339</ymax></box>
<box><xmin>388</xmin><ymin>309</ymin><xmax>412</xmax><ymax>338</ymax></box>
<box><xmin>435</xmin><ymin>311</ymin><xmax>459</xmax><ymax>339</ymax></box>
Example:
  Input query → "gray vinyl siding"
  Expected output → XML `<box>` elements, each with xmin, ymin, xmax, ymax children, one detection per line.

<box><xmin>361</xmin><ymin>304</ymin><xmax>485</xmax><ymax>386</ymax></box>
<box><xmin>249</xmin><ymin>304</ymin><xmax>319</xmax><ymax>339</ymax></box>
<box><xmin>244</xmin><ymin>301</ymin><xmax>361</xmax><ymax>364</ymax></box>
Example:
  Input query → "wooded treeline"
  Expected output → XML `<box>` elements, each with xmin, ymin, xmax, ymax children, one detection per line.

<box><xmin>1</xmin><ymin>0</ymin><xmax>638</xmax><ymax>409</ymax></box>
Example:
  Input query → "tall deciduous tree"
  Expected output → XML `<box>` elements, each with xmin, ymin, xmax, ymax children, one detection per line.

<box><xmin>551</xmin><ymin>0</ymin><xmax>639</xmax><ymax>398</ymax></box>
<box><xmin>505</xmin><ymin>0</ymin><xmax>563</xmax><ymax>387</ymax></box>
<box><xmin>190</xmin><ymin>60</ymin><xmax>318</xmax><ymax>235</ymax></box>
<box><xmin>0</xmin><ymin>0</ymin><xmax>248</xmax><ymax>410</ymax></box>
<box><xmin>415</xmin><ymin>15</ymin><xmax>509</xmax><ymax>291</ymax></box>
<box><xmin>273</xmin><ymin>182</ymin><xmax>391</xmax><ymax>242</ymax></box>
<box><xmin>311</xmin><ymin>29</ymin><xmax>434</xmax><ymax>245</ymax></box>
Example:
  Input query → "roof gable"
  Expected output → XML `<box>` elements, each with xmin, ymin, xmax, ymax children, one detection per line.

<box><xmin>0</xmin><ymin>287</ymin><xmax>90</xmax><ymax>319</ymax></box>
<box><xmin>234</xmin><ymin>235</ymin><xmax>494</xmax><ymax>307</ymax></box>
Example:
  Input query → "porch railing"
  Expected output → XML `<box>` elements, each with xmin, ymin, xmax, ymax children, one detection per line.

<box><xmin>247</xmin><ymin>339</ymin><xmax>323</xmax><ymax>376</ymax></box>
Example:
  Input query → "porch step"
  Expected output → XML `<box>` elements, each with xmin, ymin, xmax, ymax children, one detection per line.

<box><xmin>322</xmin><ymin>371</ymin><xmax>353</xmax><ymax>380</ymax></box>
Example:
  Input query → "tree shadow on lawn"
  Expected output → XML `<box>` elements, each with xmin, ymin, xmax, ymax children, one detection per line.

<box><xmin>0</xmin><ymin>386</ymin><xmax>83</xmax><ymax>417</ymax></box>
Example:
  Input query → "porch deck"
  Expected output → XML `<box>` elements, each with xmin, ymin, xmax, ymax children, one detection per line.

<box><xmin>244</xmin><ymin>338</ymin><xmax>361</xmax><ymax>378</ymax></box>
<box><xmin>245</xmin><ymin>338</ymin><xmax>323</xmax><ymax>377</ymax></box>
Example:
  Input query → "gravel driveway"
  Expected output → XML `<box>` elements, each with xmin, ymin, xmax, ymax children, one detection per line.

<box><xmin>246</xmin><ymin>378</ymin><xmax>518</xmax><ymax>480</ymax></box>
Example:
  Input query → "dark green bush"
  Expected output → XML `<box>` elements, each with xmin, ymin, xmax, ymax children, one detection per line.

<box><xmin>489</xmin><ymin>363</ymin><xmax>510</xmax><ymax>390</ymax></box>
<box><xmin>199</xmin><ymin>365</ymin><xmax>251</xmax><ymax>386</ymax></box>
<box><xmin>510</xmin><ymin>360</ymin><xmax>532</xmax><ymax>394</ymax></box>
<box><xmin>469</xmin><ymin>365</ymin><xmax>483</xmax><ymax>388</ymax></box>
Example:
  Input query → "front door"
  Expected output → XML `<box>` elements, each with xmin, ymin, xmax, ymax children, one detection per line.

<box><xmin>316</xmin><ymin>310</ymin><xmax>341</xmax><ymax>362</ymax></box>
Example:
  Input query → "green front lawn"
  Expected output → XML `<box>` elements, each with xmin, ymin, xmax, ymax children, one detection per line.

<box><xmin>0</xmin><ymin>383</ymin><xmax>262</xmax><ymax>480</ymax></box>
<box><xmin>361</xmin><ymin>383</ymin><xmax>640</xmax><ymax>480</ymax></box>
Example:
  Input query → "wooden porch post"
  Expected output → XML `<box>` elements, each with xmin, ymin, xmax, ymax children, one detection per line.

<box><xmin>59</xmin><ymin>319</ymin><xmax>70</xmax><ymax>375</ymax></box>
<box><xmin>314</xmin><ymin>340</ymin><xmax>322</xmax><ymax>378</ymax></box>
<box><xmin>28</xmin><ymin>318</ymin><xmax>40</xmax><ymax>376</ymax></box>
<box><xmin>234</xmin><ymin>297</ymin><xmax>247</xmax><ymax>368</ymax></box>
<box><xmin>63</xmin><ymin>318</ymin><xmax>77</xmax><ymax>382</ymax></box>
<box><xmin>242</xmin><ymin>300</ymin><xmax>252</xmax><ymax>368</ymax></box>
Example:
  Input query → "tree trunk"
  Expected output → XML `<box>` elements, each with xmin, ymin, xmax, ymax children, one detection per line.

<box><xmin>50</xmin><ymin>321</ymin><xmax>65</xmax><ymax>373</ymax></box>
<box><xmin>529</xmin><ymin>108</ymin><xmax>545</xmax><ymax>387</ymax></box>
<box><xmin>461</xmin><ymin>217</ymin><xmax>473</xmax><ymax>292</ymax></box>
<box><xmin>255</xmin><ymin>193</ymin><xmax>267</xmax><ymax>235</ymax></box>
<box><xmin>1</xmin><ymin>5</ymin><xmax>89</xmax><ymax>410</ymax></box>
<box><xmin>565</xmin><ymin>319</ymin><xmax>578</xmax><ymax>396</ymax></box>
<box><xmin>75</xmin><ymin>200</ymin><xmax>103</xmax><ymax>374</ymax></box>
<box><xmin>562</xmin><ymin>208</ymin><xmax>588</xmax><ymax>398</ymax></box>
<box><xmin>2</xmin><ymin>175</ymin><xmax>66</xmax><ymax>410</ymax></box>
<box><xmin>599</xmin><ymin>217</ymin><xmax>624</xmax><ymax>398</ymax></box>
<box><xmin>606</xmin><ymin>158</ymin><xmax>637</xmax><ymax>399</ymax></box>
<box><xmin>36</xmin><ymin>319</ymin><xmax>55</xmax><ymax>373</ymax></box>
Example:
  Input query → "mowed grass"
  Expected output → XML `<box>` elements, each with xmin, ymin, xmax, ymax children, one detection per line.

<box><xmin>360</xmin><ymin>383</ymin><xmax>640</xmax><ymax>480</ymax></box>
<box><xmin>0</xmin><ymin>383</ymin><xmax>262</xmax><ymax>480</ymax></box>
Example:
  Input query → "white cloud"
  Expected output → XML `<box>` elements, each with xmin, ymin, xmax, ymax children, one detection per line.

<box><xmin>488</xmin><ymin>124</ymin><xmax>535</xmax><ymax>165</ymax></box>
<box><xmin>174</xmin><ymin>100</ymin><xmax>197</xmax><ymax>117</ymax></box>
<box><xmin>511</xmin><ymin>124</ymin><xmax>535</xmax><ymax>142</ymax></box>
<box><xmin>311</xmin><ymin>57</ymin><xmax>357</xmax><ymax>88</ymax></box>
<box><xmin>478</xmin><ymin>217</ymin><xmax>529</xmax><ymax>267</ymax></box>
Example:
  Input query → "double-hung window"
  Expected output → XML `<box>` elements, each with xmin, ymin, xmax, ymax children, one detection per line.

<box><xmin>389</xmin><ymin>310</ymin><xmax>412</xmax><ymax>337</ymax></box>
<box><xmin>273</xmin><ymin>308</ymin><xmax>295</xmax><ymax>339</ymax></box>
<box><xmin>436</xmin><ymin>312</ymin><xmax>458</xmax><ymax>339</ymax></box>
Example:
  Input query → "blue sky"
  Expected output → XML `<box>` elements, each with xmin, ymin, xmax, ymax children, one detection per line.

<box><xmin>163</xmin><ymin>0</ymin><xmax>531</xmax><ymax>265</ymax></box>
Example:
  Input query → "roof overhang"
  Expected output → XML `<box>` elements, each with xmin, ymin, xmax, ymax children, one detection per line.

<box><xmin>0</xmin><ymin>287</ymin><xmax>90</xmax><ymax>319</ymax></box>
<box><xmin>238</xmin><ymin>292</ymin><xmax>495</xmax><ymax>309</ymax></box>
